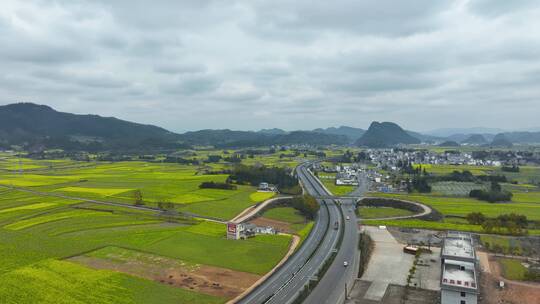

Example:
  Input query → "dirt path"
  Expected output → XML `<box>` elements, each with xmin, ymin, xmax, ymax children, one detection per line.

<box><xmin>230</xmin><ymin>196</ymin><xmax>292</xmax><ymax>224</ymax></box>
<box><xmin>478</xmin><ymin>251</ymin><xmax>492</xmax><ymax>274</ymax></box>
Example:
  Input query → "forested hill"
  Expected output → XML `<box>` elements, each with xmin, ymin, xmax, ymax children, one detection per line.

<box><xmin>312</xmin><ymin>126</ymin><xmax>365</xmax><ymax>143</ymax></box>
<box><xmin>0</xmin><ymin>103</ymin><xmax>182</xmax><ymax>150</ymax></box>
<box><xmin>355</xmin><ymin>121</ymin><xmax>421</xmax><ymax>147</ymax></box>
<box><xmin>177</xmin><ymin>130</ymin><xmax>348</xmax><ymax>147</ymax></box>
<box><xmin>0</xmin><ymin>103</ymin><xmax>348</xmax><ymax>151</ymax></box>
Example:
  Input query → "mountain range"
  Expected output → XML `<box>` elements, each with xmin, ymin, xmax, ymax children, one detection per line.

<box><xmin>1</xmin><ymin>103</ymin><xmax>540</xmax><ymax>151</ymax></box>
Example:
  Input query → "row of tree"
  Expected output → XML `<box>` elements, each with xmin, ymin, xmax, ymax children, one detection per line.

<box><xmin>288</xmin><ymin>195</ymin><xmax>320</xmax><ymax>220</ymax></box>
<box><xmin>199</xmin><ymin>181</ymin><xmax>237</xmax><ymax>190</ymax></box>
<box><xmin>466</xmin><ymin>212</ymin><xmax>528</xmax><ymax>235</ymax></box>
<box><xmin>228</xmin><ymin>164</ymin><xmax>298</xmax><ymax>190</ymax></box>
<box><xmin>469</xmin><ymin>181</ymin><xmax>513</xmax><ymax>202</ymax></box>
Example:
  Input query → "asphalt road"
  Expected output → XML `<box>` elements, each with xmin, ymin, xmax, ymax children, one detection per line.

<box><xmin>304</xmin><ymin>172</ymin><xmax>368</xmax><ymax>304</ymax></box>
<box><xmin>238</xmin><ymin>163</ymin><xmax>360</xmax><ymax>304</ymax></box>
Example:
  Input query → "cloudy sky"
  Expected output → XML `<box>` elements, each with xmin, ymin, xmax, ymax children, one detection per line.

<box><xmin>1</xmin><ymin>0</ymin><xmax>540</xmax><ymax>133</ymax></box>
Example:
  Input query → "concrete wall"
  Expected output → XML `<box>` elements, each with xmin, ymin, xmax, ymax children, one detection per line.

<box><xmin>441</xmin><ymin>289</ymin><xmax>477</xmax><ymax>304</ymax></box>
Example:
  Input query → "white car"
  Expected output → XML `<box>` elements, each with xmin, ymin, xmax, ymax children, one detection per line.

<box><xmin>343</xmin><ymin>261</ymin><xmax>348</xmax><ymax>267</ymax></box>
<box><xmin>346</xmin><ymin>216</ymin><xmax>350</xmax><ymax>220</ymax></box>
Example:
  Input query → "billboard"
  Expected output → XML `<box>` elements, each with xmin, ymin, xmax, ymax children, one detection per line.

<box><xmin>227</xmin><ymin>222</ymin><xmax>237</xmax><ymax>233</ymax></box>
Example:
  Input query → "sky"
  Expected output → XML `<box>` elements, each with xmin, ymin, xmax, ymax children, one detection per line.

<box><xmin>1</xmin><ymin>0</ymin><xmax>540</xmax><ymax>133</ymax></box>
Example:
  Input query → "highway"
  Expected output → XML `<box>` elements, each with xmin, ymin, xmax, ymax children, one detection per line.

<box><xmin>238</xmin><ymin>163</ymin><xmax>359</xmax><ymax>304</ymax></box>
<box><xmin>304</xmin><ymin>172</ymin><xmax>368</xmax><ymax>304</ymax></box>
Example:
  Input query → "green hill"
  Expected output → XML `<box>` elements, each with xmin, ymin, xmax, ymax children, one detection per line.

<box><xmin>0</xmin><ymin>103</ymin><xmax>182</xmax><ymax>151</ymax></box>
<box><xmin>355</xmin><ymin>121</ymin><xmax>420</xmax><ymax>147</ymax></box>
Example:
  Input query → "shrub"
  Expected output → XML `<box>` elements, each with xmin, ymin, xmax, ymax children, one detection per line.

<box><xmin>199</xmin><ymin>181</ymin><xmax>237</xmax><ymax>190</ymax></box>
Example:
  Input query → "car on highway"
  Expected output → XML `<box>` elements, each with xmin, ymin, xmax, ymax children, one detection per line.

<box><xmin>343</xmin><ymin>261</ymin><xmax>348</xmax><ymax>267</ymax></box>
<box><xmin>346</xmin><ymin>216</ymin><xmax>350</xmax><ymax>220</ymax></box>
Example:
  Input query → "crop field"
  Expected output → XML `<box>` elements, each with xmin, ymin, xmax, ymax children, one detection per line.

<box><xmin>413</xmin><ymin>164</ymin><xmax>498</xmax><ymax>175</ymax></box>
<box><xmin>413</xmin><ymin>164</ymin><xmax>540</xmax><ymax>184</ymax></box>
<box><xmin>0</xmin><ymin>157</ymin><xmax>283</xmax><ymax>220</ymax></box>
<box><xmin>362</xmin><ymin>218</ymin><xmax>540</xmax><ymax>235</ymax></box>
<box><xmin>318</xmin><ymin>173</ymin><xmax>355</xmax><ymax>196</ymax></box>
<box><xmin>371</xmin><ymin>192</ymin><xmax>540</xmax><ymax>221</ymax></box>
<box><xmin>364</xmin><ymin>188</ymin><xmax>540</xmax><ymax>235</ymax></box>
<box><xmin>0</xmin><ymin>154</ymin><xmax>296</xmax><ymax>303</ymax></box>
<box><xmin>431</xmin><ymin>181</ymin><xmax>488</xmax><ymax>196</ymax></box>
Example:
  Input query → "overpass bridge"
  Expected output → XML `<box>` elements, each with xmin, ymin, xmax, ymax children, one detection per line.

<box><xmin>312</xmin><ymin>195</ymin><xmax>362</xmax><ymax>201</ymax></box>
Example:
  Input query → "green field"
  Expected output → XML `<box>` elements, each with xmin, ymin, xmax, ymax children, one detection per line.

<box><xmin>431</xmin><ymin>181</ymin><xmax>488</xmax><ymax>196</ymax></box>
<box><xmin>364</xmin><ymin>190</ymin><xmax>540</xmax><ymax>234</ymax></box>
<box><xmin>370</xmin><ymin>192</ymin><xmax>540</xmax><ymax>221</ymax></box>
<box><xmin>413</xmin><ymin>164</ymin><xmax>498</xmax><ymax>176</ymax></box>
<box><xmin>414</xmin><ymin>164</ymin><xmax>540</xmax><ymax>184</ymax></box>
<box><xmin>499</xmin><ymin>258</ymin><xmax>527</xmax><ymax>281</ymax></box>
<box><xmin>260</xmin><ymin>206</ymin><xmax>314</xmax><ymax>246</ymax></box>
<box><xmin>318</xmin><ymin>173</ymin><xmax>355</xmax><ymax>196</ymax></box>
<box><xmin>0</xmin><ymin>154</ymin><xmax>298</xmax><ymax>303</ymax></box>
<box><xmin>0</xmin><ymin>160</ymin><xmax>279</xmax><ymax>221</ymax></box>
<box><xmin>264</xmin><ymin>207</ymin><xmax>305</xmax><ymax>223</ymax></box>
<box><xmin>357</xmin><ymin>207</ymin><xmax>414</xmax><ymax>219</ymax></box>
<box><xmin>0</xmin><ymin>259</ymin><xmax>223</xmax><ymax>304</ymax></box>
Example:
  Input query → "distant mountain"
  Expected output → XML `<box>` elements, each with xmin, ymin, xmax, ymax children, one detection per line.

<box><xmin>489</xmin><ymin>134</ymin><xmax>513</xmax><ymax>147</ymax></box>
<box><xmin>178</xmin><ymin>129</ymin><xmax>267</xmax><ymax>146</ymax></box>
<box><xmin>272</xmin><ymin>131</ymin><xmax>348</xmax><ymax>146</ymax></box>
<box><xmin>406</xmin><ymin>130</ymin><xmax>443</xmax><ymax>143</ymax></box>
<box><xmin>500</xmin><ymin>131</ymin><xmax>540</xmax><ymax>144</ymax></box>
<box><xmin>427</xmin><ymin>127</ymin><xmax>506</xmax><ymax>137</ymax></box>
<box><xmin>312</xmin><ymin>126</ymin><xmax>365</xmax><ymax>143</ymax></box>
<box><xmin>178</xmin><ymin>129</ymin><xmax>348</xmax><ymax>147</ymax></box>
<box><xmin>0</xmin><ymin>103</ymin><xmax>182</xmax><ymax>151</ymax></box>
<box><xmin>447</xmin><ymin>133</ymin><xmax>495</xmax><ymax>143</ymax></box>
<box><xmin>257</xmin><ymin>128</ymin><xmax>288</xmax><ymax>135</ymax></box>
<box><xmin>461</xmin><ymin>134</ymin><xmax>487</xmax><ymax>145</ymax></box>
<box><xmin>438</xmin><ymin>140</ymin><xmax>460</xmax><ymax>147</ymax></box>
<box><xmin>355</xmin><ymin>121</ymin><xmax>421</xmax><ymax>148</ymax></box>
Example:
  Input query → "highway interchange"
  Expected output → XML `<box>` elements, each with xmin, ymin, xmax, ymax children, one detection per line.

<box><xmin>238</xmin><ymin>163</ymin><xmax>366</xmax><ymax>304</ymax></box>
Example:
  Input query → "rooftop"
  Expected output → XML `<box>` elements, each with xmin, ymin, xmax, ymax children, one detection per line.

<box><xmin>442</xmin><ymin>232</ymin><xmax>474</xmax><ymax>260</ymax></box>
<box><xmin>442</xmin><ymin>260</ymin><xmax>477</xmax><ymax>290</ymax></box>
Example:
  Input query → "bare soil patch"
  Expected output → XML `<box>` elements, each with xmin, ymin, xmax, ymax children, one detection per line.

<box><xmin>250</xmin><ymin>217</ymin><xmax>292</xmax><ymax>233</ymax></box>
<box><xmin>479</xmin><ymin>255</ymin><xmax>540</xmax><ymax>304</ymax></box>
<box><xmin>69</xmin><ymin>248</ymin><xmax>260</xmax><ymax>299</ymax></box>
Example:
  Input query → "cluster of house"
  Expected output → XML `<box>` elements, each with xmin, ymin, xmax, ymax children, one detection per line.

<box><xmin>226</xmin><ymin>222</ymin><xmax>276</xmax><ymax>240</ymax></box>
<box><xmin>367</xmin><ymin>149</ymin><xmax>504</xmax><ymax>170</ymax></box>
<box><xmin>440</xmin><ymin>232</ymin><xmax>479</xmax><ymax>304</ymax></box>
<box><xmin>335</xmin><ymin>165</ymin><xmax>360</xmax><ymax>186</ymax></box>
<box><xmin>258</xmin><ymin>182</ymin><xmax>277</xmax><ymax>192</ymax></box>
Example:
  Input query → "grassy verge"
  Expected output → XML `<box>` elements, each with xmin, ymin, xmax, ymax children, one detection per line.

<box><xmin>499</xmin><ymin>258</ymin><xmax>527</xmax><ymax>281</ymax></box>
<box><xmin>357</xmin><ymin>207</ymin><xmax>414</xmax><ymax>219</ymax></box>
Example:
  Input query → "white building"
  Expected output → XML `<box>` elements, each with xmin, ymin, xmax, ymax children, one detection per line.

<box><xmin>440</xmin><ymin>232</ymin><xmax>478</xmax><ymax>304</ymax></box>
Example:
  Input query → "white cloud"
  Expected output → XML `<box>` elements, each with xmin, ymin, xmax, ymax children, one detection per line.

<box><xmin>0</xmin><ymin>0</ymin><xmax>539</xmax><ymax>132</ymax></box>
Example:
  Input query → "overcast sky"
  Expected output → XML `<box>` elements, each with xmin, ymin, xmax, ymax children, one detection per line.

<box><xmin>1</xmin><ymin>0</ymin><xmax>539</xmax><ymax>133</ymax></box>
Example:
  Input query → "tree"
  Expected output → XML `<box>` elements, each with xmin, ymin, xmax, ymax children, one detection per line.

<box><xmin>134</xmin><ymin>189</ymin><xmax>144</xmax><ymax>206</ymax></box>
<box><xmin>466</xmin><ymin>212</ymin><xmax>486</xmax><ymax>225</ymax></box>
<box><xmin>490</xmin><ymin>181</ymin><xmax>502</xmax><ymax>192</ymax></box>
